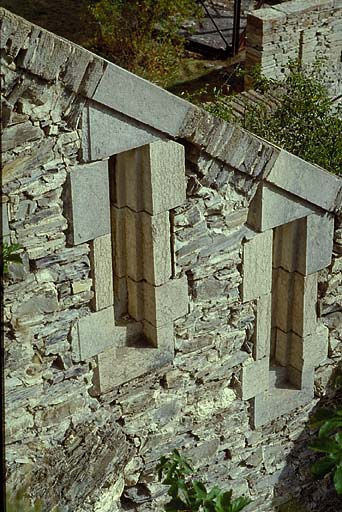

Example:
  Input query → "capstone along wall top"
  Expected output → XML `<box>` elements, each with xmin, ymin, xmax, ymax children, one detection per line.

<box><xmin>245</xmin><ymin>0</ymin><xmax>342</xmax><ymax>99</ymax></box>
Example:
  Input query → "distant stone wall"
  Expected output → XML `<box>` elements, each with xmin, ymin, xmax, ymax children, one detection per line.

<box><xmin>245</xmin><ymin>0</ymin><xmax>342</xmax><ymax>98</ymax></box>
<box><xmin>2</xmin><ymin>7</ymin><xmax>342</xmax><ymax>512</ymax></box>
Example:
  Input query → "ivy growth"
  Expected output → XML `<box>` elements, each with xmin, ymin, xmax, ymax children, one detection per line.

<box><xmin>157</xmin><ymin>449</ymin><xmax>251</xmax><ymax>512</ymax></box>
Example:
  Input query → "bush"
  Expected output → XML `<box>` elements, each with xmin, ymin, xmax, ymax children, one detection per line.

<box><xmin>197</xmin><ymin>61</ymin><xmax>342</xmax><ymax>176</ymax></box>
<box><xmin>157</xmin><ymin>449</ymin><xmax>251</xmax><ymax>511</ymax></box>
<box><xmin>88</xmin><ymin>0</ymin><xmax>200</xmax><ymax>87</ymax></box>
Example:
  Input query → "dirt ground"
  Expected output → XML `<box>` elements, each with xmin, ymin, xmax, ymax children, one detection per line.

<box><xmin>0</xmin><ymin>0</ymin><xmax>93</xmax><ymax>46</ymax></box>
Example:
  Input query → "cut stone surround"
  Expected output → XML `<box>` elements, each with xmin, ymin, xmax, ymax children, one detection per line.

<box><xmin>65</xmin><ymin>140</ymin><xmax>189</xmax><ymax>392</ymax></box>
<box><xmin>2</xmin><ymin>6</ymin><xmax>342</xmax><ymax>512</ymax></box>
<box><xmin>242</xmin><ymin>181</ymin><xmax>333</xmax><ymax>427</ymax></box>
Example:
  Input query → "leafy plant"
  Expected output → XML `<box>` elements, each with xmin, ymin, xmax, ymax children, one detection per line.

<box><xmin>87</xmin><ymin>0</ymin><xmax>201</xmax><ymax>87</ymax></box>
<box><xmin>157</xmin><ymin>449</ymin><xmax>251</xmax><ymax>512</ymax></box>
<box><xmin>198</xmin><ymin>60</ymin><xmax>342</xmax><ymax>176</ymax></box>
<box><xmin>309</xmin><ymin>407</ymin><xmax>342</xmax><ymax>495</ymax></box>
<box><xmin>1</xmin><ymin>241</ymin><xmax>22</xmax><ymax>274</ymax></box>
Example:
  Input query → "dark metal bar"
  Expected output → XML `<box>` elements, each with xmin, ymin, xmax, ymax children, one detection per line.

<box><xmin>232</xmin><ymin>0</ymin><xmax>242</xmax><ymax>55</ymax></box>
<box><xmin>197</xmin><ymin>0</ymin><xmax>230</xmax><ymax>50</ymax></box>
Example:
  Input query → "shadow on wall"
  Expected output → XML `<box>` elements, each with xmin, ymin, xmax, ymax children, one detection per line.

<box><xmin>272</xmin><ymin>365</ymin><xmax>342</xmax><ymax>512</ymax></box>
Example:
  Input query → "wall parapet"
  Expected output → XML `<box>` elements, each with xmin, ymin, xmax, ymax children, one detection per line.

<box><xmin>2</xmin><ymin>6</ymin><xmax>342</xmax><ymax>512</ymax></box>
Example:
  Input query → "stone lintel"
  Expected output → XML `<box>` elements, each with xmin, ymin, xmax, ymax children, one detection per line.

<box><xmin>81</xmin><ymin>102</ymin><xmax>159</xmax><ymax>162</ymax></box>
<box><xmin>248</xmin><ymin>182</ymin><xmax>317</xmax><ymax>233</ymax></box>
<box><xmin>266</xmin><ymin>150</ymin><xmax>341</xmax><ymax>213</ymax></box>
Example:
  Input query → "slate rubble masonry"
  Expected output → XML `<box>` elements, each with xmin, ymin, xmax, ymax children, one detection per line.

<box><xmin>1</xmin><ymin>5</ymin><xmax>342</xmax><ymax>512</ymax></box>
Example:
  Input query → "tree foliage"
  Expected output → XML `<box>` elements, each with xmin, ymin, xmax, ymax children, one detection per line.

<box><xmin>88</xmin><ymin>0</ymin><xmax>200</xmax><ymax>87</ymax></box>
<box><xmin>198</xmin><ymin>61</ymin><xmax>342</xmax><ymax>176</ymax></box>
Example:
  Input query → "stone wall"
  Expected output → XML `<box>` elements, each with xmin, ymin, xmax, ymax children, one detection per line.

<box><xmin>2</xmin><ymin>7</ymin><xmax>342</xmax><ymax>512</ymax></box>
<box><xmin>245</xmin><ymin>0</ymin><xmax>342</xmax><ymax>98</ymax></box>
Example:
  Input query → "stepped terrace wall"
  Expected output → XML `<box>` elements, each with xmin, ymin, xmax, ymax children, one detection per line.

<box><xmin>245</xmin><ymin>0</ymin><xmax>342</xmax><ymax>98</ymax></box>
<box><xmin>2</xmin><ymin>7</ymin><xmax>342</xmax><ymax>512</ymax></box>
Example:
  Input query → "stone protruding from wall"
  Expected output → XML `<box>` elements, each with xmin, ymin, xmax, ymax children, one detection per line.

<box><xmin>245</xmin><ymin>0</ymin><xmax>342</xmax><ymax>98</ymax></box>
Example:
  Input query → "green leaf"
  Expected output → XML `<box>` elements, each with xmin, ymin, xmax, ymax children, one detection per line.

<box><xmin>333</xmin><ymin>465</ymin><xmax>342</xmax><ymax>495</ymax></box>
<box><xmin>229</xmin><ymin>496</ymin><xmax>251</xmax><ymax>512</ymax></box>
<box><xmin>164</xmin><ymin>497</ymin><xmax>189</xmax><ymax>511</ymax></box>
<box><xmin>309</xmin><ymin>437</ymin><xmax>340</xmax><ymax>454</ymax></box>
<box><xmin>319</xmin><ymin>419</ymin><xmax>342</xmax><ymax>438</ymax></box>
<box><xmin>207</xmin><ymin>486</ymin><xmax>221</xmax><ymax>501</ymax></box>
<box><xmin>310</xmin><ymin>408</ymin><xmax>337</xmax><ymax>427</ymax></box>
<box><xmin>192</xmin><ymin>480</ymin><xmax>207</xmax><ymax>500</ymax></box>
<box><xmin>215</xmin><ymin>490</ymin><xmax>232</xmax><ymax>511</ymax></box>
<box><xmin>311</xmin><ymin>456</ymin><xmax>335</xmax><ymax>479</ymax></box>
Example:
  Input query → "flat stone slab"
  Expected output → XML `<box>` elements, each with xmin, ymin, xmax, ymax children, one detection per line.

<box><xmin>82</xmin><ymin>102</ymin><xmax>159</xmax><ymax>162</ymax></box>
<box><xmin>65</xmin><ymin>161</ymin><xmax>111</xmax><ymax>245</ymax></box>
<box><xmin>248</xmin><ymin>182</ymin><xmax>317</xmax><ymax>232</ymax></box>
<box><xmin>266</xmin><ymin>150</ymin><xmax>342</xmax><ymax>213</ymax></box>
<box><xmin>92</xmin><ymin>62</ymin><xmax>191</xmax><ymax>137</ymax></box>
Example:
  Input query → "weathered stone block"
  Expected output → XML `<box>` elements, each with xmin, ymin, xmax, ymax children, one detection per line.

<box><xmin>273</xmin><ymin>268</ymin><xmax>317</xmax><ymax>337</ymax></box>
<box><xmin>2</xmin><ymin>201</ymin><xmax>10</xmax><ymax>238</ymax></box>
<box><xmin>82</xmin><ymin>103</ymin><xmax>159</xmax><ymax>162</ymax></box>
<box><xmin>275</xmin><ymin>323</ymin><xmax>328</xmax><ymax>371</ymax></box>
<box><xmin>273</xmin><ymin>212</ymin><xmax>334</xmax><ymax>275</ymax></box>
<box><xmin>254</xmin><ymin>294</ymin><xmax>271</xmax><ymax>359</ymax></box>
<box><xmin>242</xmin><ymin>230</ymin><xmax>273</xmax><ymax>302</ymax></box>
<box><xmin>127</xmin><ymin>278</ymin><xmax>144</xmax><ymax>322</ymax></box>
<box><xmin>292</xmin><ymin>272</ymin><xmax>317</xmax><ymax>337</ymax></box>
<box><xmin>241</xmin><ymin>357</ymin><xmax>269</xmax><ymax>401</ymax></box>
<box><xmin>266</xmin><ymin>150</ymin><xmax>341</xmax><ymax>212</ymax></box>
<box><xmin>113</xmin><ymin>207</ymin><xmax>172</xmax><ymax>285</ymax></box>
<box><xmin>113</xmin><ymin>276</ymin><xmax>127</xmax><ymax>319</ymax></box>
<box><xmin>74</xmin><ymin>306</ymin><xmax>115</xmax><ymax>360</ymax></box>
<box><xmin>274</xmin><ymin>213</ymin><xmax>334</xmax><ymax>275</ymax></box>
<box><xmin>92</xmin><ymin>63</ymin><xmax>191</xmax><ymax>136</ymax></box>
<box><xmin>252</xmin><ymin>386</ymin><xmax>314</xmax><ymax>428</ymax></box>
<box><xmin>2</xmin><ymin>121</ymin><xmax>44</xmax><ymax>152</ymax></box>
<box><xmin>144</xmin><ymin>276</ymin><xmax>189</xmax><ymax>328</ymax></box>
<box><xmin>248</xmin><ymin>183</ymin><xmax>316</xmax><ymax>232</ymax></box>
<box><xmin>111</xmin><ymin>206</ymin><xmax>126</xmax><ymax>279</ymax></box>
<box><xmin>142</xmin><ymin>211</ymin><xmax>172</xmax><ymax>285</ymax></box>
<box><xmin>114</xmin><ymin>141</ymin><xmax>186</xmax><ymax>215</ymax></box>
<box><xmin>65</xmin><ymin>161</ymin><xmax>110</xmax><ymax>245</ymax></box>
<box><xmin>90</xmin><ymin>234</ymin><xmax>114</xmax><ymax>311</ymax></box>
<box><xmin>94</xmin><ymin>346</ymin><xmax>172</xmax><ymax>392</ymax></box>
<box><xmin>143</xmin><ymin>320</ymin><xmax>174</xmax><ymax>354</ymax></box>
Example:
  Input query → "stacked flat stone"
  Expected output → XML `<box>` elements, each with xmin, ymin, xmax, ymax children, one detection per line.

<box><xmin>245</xmin><ymin>0</ymin><xmax>342</xmax><ymax>100</ymax></box>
